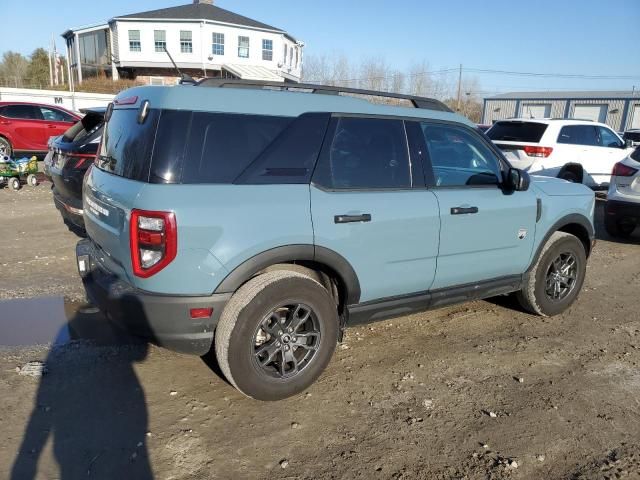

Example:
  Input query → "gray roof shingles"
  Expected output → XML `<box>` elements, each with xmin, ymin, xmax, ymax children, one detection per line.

<box><xmin>114</xmin><ymin>3</ymin><xmax>284</xmax><ymax>32</ymax></box>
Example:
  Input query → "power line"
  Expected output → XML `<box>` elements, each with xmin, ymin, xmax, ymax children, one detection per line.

<box><xmin>464</xmin><ymin>68</ymin><xmax>640</xmax><ymax>80</ymax></box>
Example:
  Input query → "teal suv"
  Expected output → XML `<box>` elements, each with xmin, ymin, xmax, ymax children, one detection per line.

<box><xmin>76</xmin><ymin>81</ymin><xmax>595</xmax><ymax>400</ymax></box>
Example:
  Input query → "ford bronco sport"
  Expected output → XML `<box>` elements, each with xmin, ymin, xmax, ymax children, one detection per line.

<box><xmin>77</xmin><ymin>80</ymin><xmax>595</xmax><ymax>401</ymax></box>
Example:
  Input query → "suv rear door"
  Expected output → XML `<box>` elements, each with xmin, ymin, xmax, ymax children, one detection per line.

<box><xmin>414</xmin><ymin>121</ymin><xmax>537</xmax><ymax>289</ymax></box>
<box><xmin>486</xmin><ymin>120</ymin><xmax>549</xmax><ymax>170</ymax></box>
<box><xmin>310</xmin><ymin>116</ymin><xmax>440</xmax><ymax>303</ymax></box>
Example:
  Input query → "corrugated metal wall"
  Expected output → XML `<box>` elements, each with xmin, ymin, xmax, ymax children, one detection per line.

<box><xmin>567</xmin><ymin>99</ymin><xmax>626</xmax><ymax>131</ymax></box>
<box><xmin>482</xmin><ymin>100</ymin><xmax>517</xmax><ymax>124</ymax></box>
<box><xmin>518</xmin><ymin>99</ymin><xmax>565</xmax><ymax>119</ymax></box>
<box><xmin>483</xmin><ymin>97</ymin><xmax>638</xmax><ymax>131</ymax></box>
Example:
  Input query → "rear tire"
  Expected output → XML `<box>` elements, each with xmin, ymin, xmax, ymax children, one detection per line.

<box><xmin>8</xmin><ymin>177</ymin><xmax>20</xmax><ymax>191</ymax></box>
<box><xmin>215</xmin><ymin>270</ymin><xmax>339</xmax><ymax>401</ymax></box>
<box><xmin>604</xmin><ymin>215</ymin><xmax>635</xmax><ymax>238</ymax></box>
<box><xmin>27</xmin><ymin>174</ymin><xmax>38</xmax><ymax>187</ymax></box>
<box><xmin>516</xmin><ymin>232</ymin><xmax>587</xmax><ymax>316</ymax></box>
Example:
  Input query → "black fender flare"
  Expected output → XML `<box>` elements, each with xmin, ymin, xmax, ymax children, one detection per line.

<box><xmin>557</xmin><ymin>163</ymin><xmax>584</xmax><ymax>183</ymax></box>
<box><xmin>527</xmin><ymin>213</ymin><xmax>595</xmax><ymax>273</ymax></box>
<box><xmin>213</xmin><ymin>245</ymin><xmax>361</xmax><ymax>305</ymax></box>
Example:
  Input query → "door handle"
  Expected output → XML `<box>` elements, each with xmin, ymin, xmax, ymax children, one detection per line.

<box><xmin>334</xmin><ymin>213</ymin><xmax>372</xmax><ymax>224</ymax></box>
<box><xmin>47</xmin><ymin>124</ymin><xmax>57</xmax><ymax>128</ymax></box>
<box><xmin>451</xmin><ymin>206</ymin><xmax>478</xmax><ymax>215</ymax></box>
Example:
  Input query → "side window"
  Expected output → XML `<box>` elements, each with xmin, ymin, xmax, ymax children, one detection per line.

<box><xmin>237</xmin><ymin>113</ymin><xmax>330</xmax><ymax>184</ymax></box>
<box><xmin>557</xmin><ymin>125</ymin><xmax>598</xmax><ymax>146</ymax></box>
<box><xmin>597</xmin><ymin>127</ymin><xmax>623</xmax><ymax>148</ymax></box>
<box><xmin>313</xmin><ymin>117</ymin><xmax>411</xmax><ymax>190</ymax></box>
<box><xmin>2</xmin><ymin>104</ymin><xmax>42</xmax><ymax>120</ymax></box>
<box><xmin>421</xmin><ymin>123</ymin><xmax>502</xmax><ymax>187</ymax></box>
<box><xmin>40</xmin><ymin>107</ymin><xmax>73</xmax><ymax>122</ymax></box>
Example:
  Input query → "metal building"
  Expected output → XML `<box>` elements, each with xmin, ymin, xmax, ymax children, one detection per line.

<box><xmin>482</xmin><ymin>91</ymin><xmax>640</xmax><ymax>132</ymax></box>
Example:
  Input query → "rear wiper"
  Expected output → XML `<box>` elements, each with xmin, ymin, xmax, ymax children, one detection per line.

<box><xmin>98</xmin><ymin>154</ymin><xmax>117</xmax><ymax>168</ymax></box>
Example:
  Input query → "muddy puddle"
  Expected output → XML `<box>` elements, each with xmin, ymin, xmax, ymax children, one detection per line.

<box><xmin>0</xmin><ymin>296</ymin><xmax>141</xmax><ymax>347</ymax></box>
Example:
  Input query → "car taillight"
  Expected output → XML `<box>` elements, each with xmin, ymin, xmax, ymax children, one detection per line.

<box><xmin>67</xmin><ymin>153</ymin><xmax>96</xmax><ymax>169</ymax></box>
<box><xmin>130</xmin><ymin>209</ymin><xmax>177</xmax><ymax>278</ymax></box>
<box><xmin>524</xmin><ymin>146</ymin><xmax>553</xmax><ymax>158</ymax></box>
<box><xmin>611</xmin><ymin>162</ymin><xmax>638</xmax><ymax>177</ymax></box>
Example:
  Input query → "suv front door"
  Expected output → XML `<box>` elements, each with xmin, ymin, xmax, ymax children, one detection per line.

<box><xmin>412</xmin><ymin>121</ymin><xmax>538</xmax><ymax>289</ymax></box>
<box><xmin>310</xmin><ymin>116</ymin><xmax>440</xmax><ymax>303</ymax></box>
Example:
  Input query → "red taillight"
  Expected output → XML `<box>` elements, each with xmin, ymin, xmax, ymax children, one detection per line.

<box><xmin>130</xmin><ymin>209</ymin><xmax>177</xmax><ymax>278</ymax></box>
<box><xmin>67</xmin><ymin>153</ymin><xmax>96</xmax><ymax>169</ymax></box>
<box><xmin>190</xmin><ymin>308</ymin><xmax>213</xmax><ymax>319</ymax></box>
<box><xmin>524</xmin><ymin>146</ymin><xmax>553</xmax><ymax>158</ymax></box>
<box><xmin>611</xmin><ymin>162</ymin><xmax>638</xmax><ymax>177</ymax></box>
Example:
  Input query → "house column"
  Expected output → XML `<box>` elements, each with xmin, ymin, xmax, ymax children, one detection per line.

<box><xmin>109</xmin><ymin>28</ymin><xmax>119</xmax><ymax>81</ymax></box>
<box><xmin>74</xmin><ymin>32</ymin><xmax>83</xmax><ymax>83</ymax></box>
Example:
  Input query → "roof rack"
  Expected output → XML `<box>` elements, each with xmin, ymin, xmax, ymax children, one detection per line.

<box><xmin>196</xmin><ymin>79</ymin><xmax>453</xmax><ymax>113</ymax></box>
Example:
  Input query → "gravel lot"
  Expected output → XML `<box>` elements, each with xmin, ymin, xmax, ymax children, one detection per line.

<box><xmin>1</xmin><ymin>181</ymin><xmax>639</xmax><ymax>479</ymax></box>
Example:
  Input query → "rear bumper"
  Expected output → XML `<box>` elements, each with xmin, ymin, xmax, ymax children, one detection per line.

<box><xmin>53</xmin><ymin>191</ymin><xmax>85</xmax><ymax>230</ymax></box>
<box><xmin>76</xmin><ymin>239</ymin><xmax>230</xmax><ymax>355</ymax></box>
<box><xmin>606</xmin><ymin>199</ymin><xmax>640</xmax><ymax>221</ymax></box>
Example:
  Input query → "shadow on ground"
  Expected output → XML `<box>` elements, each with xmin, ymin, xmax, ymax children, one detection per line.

<box><xmin>8</xmin><ymin>301</ymin><xmax>154</xmax><ymax>480</ymax></box>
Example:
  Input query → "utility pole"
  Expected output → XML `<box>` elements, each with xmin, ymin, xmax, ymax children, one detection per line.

<box><xmin>456</xmin><ymin>64</ymin><xmax>462</xmax><ymax>112</ymax></box>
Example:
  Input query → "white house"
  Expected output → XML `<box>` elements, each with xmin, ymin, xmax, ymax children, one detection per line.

<box><xmin>62</xmin><ymin>0</ymin><xmax>304</xmax><ymax>86</ymax></box>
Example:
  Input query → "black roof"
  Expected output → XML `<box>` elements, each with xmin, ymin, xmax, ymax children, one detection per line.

<box><xmin>114</xmin><ymin>3</ymin><xmax>284</xmax><ymax>32</ymax></box>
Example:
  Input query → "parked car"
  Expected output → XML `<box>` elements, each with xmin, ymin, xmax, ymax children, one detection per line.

<box><xmin>44</xmin><ymin>108</ymin><xmax>105</xmax><ymax>235</ymax></box>
<box><xmin>0</xmin><ymin>102</ymin><xmax>80</xmax><ymax>158</ymax></box>
<box><xmin>605</xmin><ymin>147</ymin><xmax>640</xmax><ymax>238</ymax></box>
<box><xmin>486</xmin><ymin>118</ymin><xmax>635</xmax><ymax>189</ymax></box>
<box><xmin>76</xmin><ymin>81</ymin><xmax>595</xmax><ymax>401</ymax></box>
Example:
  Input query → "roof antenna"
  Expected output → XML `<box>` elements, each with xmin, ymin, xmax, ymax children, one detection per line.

<box><xmin>163</xmin><ymin>46</ymin><xmax>196</xmax><ymax>85</ymax></box>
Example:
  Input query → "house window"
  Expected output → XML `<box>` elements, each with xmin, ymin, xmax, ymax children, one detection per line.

<box><xmin>238</xmin><ymin>36</ymin><xmax>249</xmax><ymax>58</ymax></box>
<box><xmin>154</xmin><ymin>30</ymin><xmax>166</xmax><ymax>53</ymax></box>
<box><xmin>284</xmin><ymin>44</ymin><xmax>287</xmax><ymax>64</ymax></box>
<box><xmin>129</xmin><ymin>30</ymin><xmax>141</xmax><ymax>52</ymax></box>
<box><xmin>262</xmin><ymin>39</ymin><xmax>273</xmax><ymax>61</ymax></box>
<box><xmin>180</xmin><ymin>30</ymin><xmax>192</xmax><ymax>53</ymax></box>
<box><xmin>212</xmin><ymin>32</ymin><xmax>224</xmax><ymax>55</ymax></box>
<box><xmin>295</xmin><ymin>47</ymin><xmax>298</xmax><ymax>68</ymax></box>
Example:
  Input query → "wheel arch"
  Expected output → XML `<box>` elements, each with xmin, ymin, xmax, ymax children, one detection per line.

<box><xmin>557</xmin><ymin>163</ymin><xmax>584</xmax><ymax>183</ymax></box>
<box><xmin>528</xmin><ymin>214</ymin><xmax>594</xmax><ymax>273</ymax></box>
<box><xmin>213</xmin><ymin>245</ymin><xmax>361</xmax><ymax>308</ymax></box>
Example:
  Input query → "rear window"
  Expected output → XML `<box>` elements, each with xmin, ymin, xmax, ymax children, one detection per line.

<box><xmin>97</xmin><ymin>108</ymin><xmax>160</xmax><ymax>181</ymax></box>
<box><xmin>62</xmin><ymin>111</ymin><xmax>104</xmax><ymax>143</ymax></box>
<box><xmin>486</xmin><ymin>121</ymin><xmax>548</xmax><ymax>143</ymax></box>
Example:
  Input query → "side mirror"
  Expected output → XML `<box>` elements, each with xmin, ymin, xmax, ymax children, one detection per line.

<box><xmin>506</xmin><ymin>167</ymin><xmax>530</xmax><ymax>192</ymax></box>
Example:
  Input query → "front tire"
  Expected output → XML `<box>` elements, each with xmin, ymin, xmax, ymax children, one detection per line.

<box><xmin>27</xmin><ymin>174</ymin><xmax>38</xmax><ymax>187</ymax></box>
<box><xmin>0</xmin><ymin>137</ymin><xmax>12</xmax><ymax>157</ymax></box>
<box><xmin>516</xmin><ymin>232</ymin><xmax>587</xmax><ymax>316</ymax></box>
<box><xmin>215</xmin><ymin>270</ymin><xmax>339</xmax><ymax>401</ymax></box>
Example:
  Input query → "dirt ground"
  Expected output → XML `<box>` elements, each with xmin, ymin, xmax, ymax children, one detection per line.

<box><xmin>1</xmin><ymin>181</ymin><xmax>639</xmax><ymax>480</ymax></box>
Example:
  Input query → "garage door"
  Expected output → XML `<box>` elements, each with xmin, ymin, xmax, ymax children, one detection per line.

<box><xmin>521</xmin><ymin>103</ymin><xmax>551</xmax><ymax>119</ymax></box>
<box><xmin>630</xmin><ymin>105</ymin><xmax>640</xmax><ymax>129</ymax></box>
<box><xmin>572</xmin><ymin>104</ymin><xmax>607</xmax><ymax>123</ymax></box>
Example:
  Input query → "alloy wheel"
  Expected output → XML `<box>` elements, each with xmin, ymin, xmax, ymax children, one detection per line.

<box><xmin>252</xmin><ymin>303</ymin><xmax>321</xmax><ymax>379</ymax></box>
<box><xmin>544</xmin><ymin>252</ymin><xmax>578</xmax><ymax>301</ymax></box>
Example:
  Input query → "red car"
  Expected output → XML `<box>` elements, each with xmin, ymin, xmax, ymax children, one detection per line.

<box><xmin>0</xmin><ymin>102</ymin><xmax>80</xmax><ymax>158</ymax></box>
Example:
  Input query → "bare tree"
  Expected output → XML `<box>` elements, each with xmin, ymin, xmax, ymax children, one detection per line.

<box><xmin>0</xmin><ymin>51</ymin><xmax>29</xmax><ymax>87</ymax></box>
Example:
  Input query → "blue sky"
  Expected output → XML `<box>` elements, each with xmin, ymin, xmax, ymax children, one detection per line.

<box><xmin>1</xmin><ymin>0</ymin><xmax>639</xmax><ymax>95</ymax></box>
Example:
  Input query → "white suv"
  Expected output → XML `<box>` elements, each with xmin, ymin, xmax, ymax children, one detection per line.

<box><xmin>605</xmin><ymin>147</ymin><xmax>640</xmax><ymax>238</ymax></box>
<box><xmin>486</xmin><ymin>119</ymin><xmax>635</xmax><ymax>189</ymax></box>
